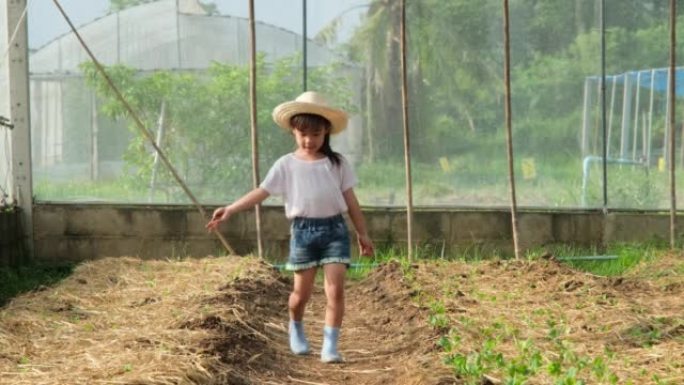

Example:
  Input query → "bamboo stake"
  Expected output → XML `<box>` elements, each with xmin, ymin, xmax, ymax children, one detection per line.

<box><xmin>51</xmin><ymin>0</ymin><xmax>236</xmax><ymax>255</ymax></box>
<box><xmin>399</xmin><ymin>0</ymin><xmax>414</xmax><ymax>261</ymax></box>
<box><xmin>668</xmin><ymin>0</ymin><xmax>677</xmax><ymax>249</ymax></box>
<box><xmin>502</xmin><ymin>0</ymin><xmax>520</xmax><ymax>259</ymax></box>
<box><xmin>248</xmin><ymin>0</ymin><xmax>264</xmax><ymax>258</ymax></box>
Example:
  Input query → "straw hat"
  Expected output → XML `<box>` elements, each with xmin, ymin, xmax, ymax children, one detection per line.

<box><xmin>272</xmin><ymin>91</ymin><xmax>348</xmax><ymax>134</ymax></box>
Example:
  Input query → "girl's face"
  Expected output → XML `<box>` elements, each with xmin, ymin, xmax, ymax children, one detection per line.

<box><xmin>293</xmin><ymin>126</ymin><xmax>328</xmax><ymax>157</ymax></box>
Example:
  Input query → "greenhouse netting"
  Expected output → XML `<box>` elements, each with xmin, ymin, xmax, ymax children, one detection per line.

<box><xmin>6</xmin><ymin>0</ymin><xmax>684</xmax><ymax>210</ymax></box>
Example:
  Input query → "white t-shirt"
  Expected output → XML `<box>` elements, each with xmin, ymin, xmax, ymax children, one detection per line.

<box><xmin>260</xmin><ymin>153</ymin><xmax>358</xmax><ymax>219</ymax></box>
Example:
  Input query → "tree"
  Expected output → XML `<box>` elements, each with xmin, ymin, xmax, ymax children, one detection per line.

<box><xmin>344</xmin><ymin>0</ymin><xmax>684</xmax><ymax>163</ymax></box>
<box><xmin>109</xmin><ymin>0</ymin><xmax>152</xmax><ymax>11</ymax></box>
<box><xmin>109</xmin><ymin>0</ymin><xmax>218</xmax><ymax>14</ymax></box>
<box><xmin>82</xmin><ymin>55</ymin><xmax>353</xmax><ymax>202</ymax></box>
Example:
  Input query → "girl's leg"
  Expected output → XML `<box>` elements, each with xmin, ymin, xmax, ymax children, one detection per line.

<box><xmin>321</xmin><ymin>263</ymin><xmax>346</xmax><ymax>362</ymax></box>
<box><xmin>288</xmin><ymin>267</ymin><xmax>316</xmax><ymax>355</ymax></box>
<box><xmin>289</xmin><ymin>267</ymin><xmax>317</xmax><ymax>321</ymax></box>
<box><xmin>322</xmin><ymin>263</ymin><xmax>346</xmax><ymax>327</ymax></box>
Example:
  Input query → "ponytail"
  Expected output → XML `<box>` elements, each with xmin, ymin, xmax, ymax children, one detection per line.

<box><xmin>320</xmin><ymin>133</ymin><xmax>341</xmax><ymax>166</ymax></box>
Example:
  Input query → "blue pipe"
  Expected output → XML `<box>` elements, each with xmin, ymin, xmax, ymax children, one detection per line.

<box><xmin>271</xmin><ymin>262</ymin><xmax>380</xmax><ymax>271</ymax></box>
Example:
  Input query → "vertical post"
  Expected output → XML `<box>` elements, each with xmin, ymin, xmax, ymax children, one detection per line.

<box><xmin>668</xmin><ymin>0</ymin><xmax>677</xmax><ymax>249</ymax></box>
<box><xmin>90</xmin><ymin>91</ymin><xmax>99</xmax><ymax>181</ymax></box>
<box><xmin>593</xmin><ymin>78</ymin><xmax>602</xmax><ymax>153</ymax></box>
<box><xmin>606</xmin><ymin>77</ymin><xmax>616</xmax><ymax>158</ymax></box>
<box><xmin>600</xmin><ymin>0</ymin><xmax>608</xmax><ymax>210</ymax></box>
<box><xmin>580</xmin><ymin>78</ymin><xmax>591</xmax><ymax>157</ymax></box>
<box><xmin>175</xmin><ymin>0</ymin><xmax>182</xmax><ymax>68</ymax></box>
<box><xmin>149</xmin><ymin>101</ymin><xmax>166</xmax><ymax>202</ymax></box>
<box><xmin>7</xmin><ymin>0</ymin><xmax>33</xmax><ymax>260</ymax></box>
<box><xmin>248</xmin><ymin>0</ymin><xmax>263</xmax><ymax>258</ymax></box>
<box><xmin>503</xmin><ymin>0</ymin><xmax>520</xmax><ymax>259</ymax></box>
<box><xmin>116</xmin><ymin>11</ymin><xmax>120</xmax><ymax>64</ymax></box>
<box><xmin>399</xmin><ymin>0</ymin><xmax>413</xmax><ymax>261</ymax></box>
<box><xmin>664</xmin><ymin>68</ymin><xmax>671</xmax><ymax>166</ymax></box>
<box><xmin>620</xmin><ymin>74</ymin><xmax>633</xmax><ymax>159</ymax></box>
<box><xmin>642</xmin><ymin>114</ymin><xmax>648</xmax><ymax>161</ymax></box>
<box><xmin>302</xmin><ymin>0</ymin><xmax>307</xmax><ymax>92</ymax></box>
<box><xmin>632</xmin><ymin>71</ymin><xmax>641</xmax><ymax>161</ymax></box>
<box><xmin>647</xmin><ymin>69</ymin><xmax>655</xmax><ymax>164</ymax></box>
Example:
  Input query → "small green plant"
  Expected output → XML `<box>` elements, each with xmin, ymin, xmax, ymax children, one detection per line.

<box><xmin>427</xmin><ymin>300</ymin><xmax>450</xmax><ymax>330</ymax></box>
<box><xmin>435</xmin><ymin>316</ymin><xmax>620</xmax><ymax>384</ymax></box>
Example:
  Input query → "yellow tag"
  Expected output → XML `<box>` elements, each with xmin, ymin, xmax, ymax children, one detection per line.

<box><xmin>439</xmin><ymin>157</ymin><xmax>452</xmax><ymax>173</ymax></box>
<box><xmin>521</xmin><ymin>158</ymin><xmax>537</xmax><ymax>180</ymax></box>
<box><xmin>658</xmin><ymin>157</ymin><xmax>666</xmax><ymax>172</ymax></box>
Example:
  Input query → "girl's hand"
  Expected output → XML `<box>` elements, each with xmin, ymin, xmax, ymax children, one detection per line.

<box><xmin>357</xmin><ymin>233</ymin><xmax>374</xmax><ymax>256</ymax></box>
<box><xmin>206</xmin><ymin>206</ymin><xmax>231</xmax><ymax>232</ymax></box>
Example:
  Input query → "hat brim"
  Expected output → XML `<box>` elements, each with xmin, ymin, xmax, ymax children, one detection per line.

<box><xmin>272</xmin><ymin>101</ymin><xmax>348</xmax><ymax>135</ymax></box>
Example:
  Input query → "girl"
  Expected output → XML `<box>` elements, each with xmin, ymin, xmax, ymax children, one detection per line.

<box><xmin>206</xmin><ymin>91</ymin><xmax>374</xmax><ymax>363</ymax></box>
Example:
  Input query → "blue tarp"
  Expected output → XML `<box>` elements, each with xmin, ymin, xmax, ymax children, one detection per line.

<box><xmin>587</xmin><ymin>67</ymin><xmax>684</xmax><ymax>97</ymax></box>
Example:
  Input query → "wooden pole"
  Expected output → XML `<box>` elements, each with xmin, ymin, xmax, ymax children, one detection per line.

<box><xmin>248</xmin><ymin>0</ymin><xmax>264</xmax><ymax>258</ymax></box>
<box><xmin>302</xmin><ymin>0</ymin><xmax>307</xmax><ymax>92</ymax></box>
<box><xmin>399</xmin><ymin>0</ymin><xmax>414</xmax><ymax>261</ymax></box>
<box><xmin>503</xmin><ymin>0</ymin><xmax>520</xmax><ymax>259</ymax></box>
<box><xmin>668</xmin><ymin>0</ymin><xmax>677</xmax><ymax>249</ymax></box>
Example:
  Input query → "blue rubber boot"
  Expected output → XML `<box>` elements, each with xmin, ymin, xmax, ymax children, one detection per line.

<box><xmin>321</xmin><ymin>325</ymin><xmax>343</xmax><ymax>363</ymax></box>
<box><xmin>289</xmin><ymin>320</ymin><xmax>310</xmax><ymax>355</ymax></box>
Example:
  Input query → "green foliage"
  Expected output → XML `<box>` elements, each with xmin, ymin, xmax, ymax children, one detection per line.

<box><xmin>0</xmin><ymin>199</ymin><xmax>15</xmax><ymax>212</ymax></box>
<box><xmin>109</xmin><ymin>0</ymin><xmax>217</xmax><ymax>14</ymax></box>
<box><xmin>41</xmin><ymin>0</ymin><xmax>684</xmax><ymax>208</ymax></box>
<box><xmin>348</xmin><ymin>0</ymin><xmax>684</xmax><ymax>170</ymax></box>
<box><xmin>109</xmin><ymin>0</ymin><xmax>151</xmax><ymax>11</ymax></box>
<box><xmin>81</xmin><ymin>55</ymin><xmax>352</xmax><ymax>202</ymax></box>
<box><xmin>435</xmin><ymin>318</ymin><xmax>619</xmax><ymax>385</ymax></box>
<box><xmin>0</xmin><ymin>264</ymin><xmax>73</xmax><ymax>306</ymax></box>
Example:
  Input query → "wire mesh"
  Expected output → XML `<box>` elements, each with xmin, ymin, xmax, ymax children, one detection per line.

<box><xmin>10</xmin><ymin>0</ymin><xmax>684</xmax><ymax>210</ymax></box>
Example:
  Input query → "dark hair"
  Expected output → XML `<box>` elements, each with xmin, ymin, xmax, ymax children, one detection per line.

<box><xmin>290</xmin><ymin>113</ymin><xmax>342</xmax><ymax>166</ymax></box>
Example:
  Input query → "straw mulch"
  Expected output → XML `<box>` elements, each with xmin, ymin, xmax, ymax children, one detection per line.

<box><xmin>0</xmin><ymin>256</ymin><xmax>292</xmax><ymax>385</ymax></box>
<box><xmin>1</xmin><ymin>253</ymin><xmax>682</xmax><ymax>384</ymax></box>
<box><xmin>412</xmin><ymin>254</ymin><xmax>684</xmax><ymax>384</ymax></box>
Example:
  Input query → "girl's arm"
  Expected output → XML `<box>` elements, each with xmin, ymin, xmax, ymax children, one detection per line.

<box><xmin>342</xmin><ymin>188</ymin><xmax>374</xmax><ymax>256</ymax></box>
<box><xmin>206</xmin><ymin>187</ymin><xmax>270</xmax><ymax>231</ymax></box>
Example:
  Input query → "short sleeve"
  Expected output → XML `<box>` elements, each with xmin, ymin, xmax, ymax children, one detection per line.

<box><xmin>339</xmin><ymin>156</ymin><xmax>358</xmax><ymax>192</ymax></box>
<box><xmin>260</xmin><ymin>156</ymin><xmax>287</xmax><ymax>196</ymax></box>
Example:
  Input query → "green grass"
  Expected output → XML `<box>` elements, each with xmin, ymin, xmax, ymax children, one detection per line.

<box><xmin>348</xmin><ymin>242</ymin><xmax>668</xmax><ymax>279</ymax></box>
<box><xmin>0</xmin><ymin>264</ymin><xmax>74</xmax><ymax>306</ymax></box>
<box><xmin>527</xmin><ymin>242</ymin><xmax>665</xmax><ymax>276</ymax></box>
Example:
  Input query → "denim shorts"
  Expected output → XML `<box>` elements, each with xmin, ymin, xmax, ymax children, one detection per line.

<box><xmin>286</xmin><ymin>214</ymin><xmax>351</xmax><ymax>271</ymax></box>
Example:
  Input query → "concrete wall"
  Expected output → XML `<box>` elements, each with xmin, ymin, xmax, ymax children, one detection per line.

<box><xmin>0</xmin><ymin>210</ymin><xmax>25</xmax><ymax>266</ymax></box>
<box><xmin>30</xmin><ymin>203</ymin><xmax>684</xmax><ymax>264</ymax></box>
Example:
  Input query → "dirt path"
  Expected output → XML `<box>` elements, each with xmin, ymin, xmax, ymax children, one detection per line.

<box><xmin>227</xmin><ymin>263</ymin><xmax>454</xmax><ymax>385</ymax></box>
